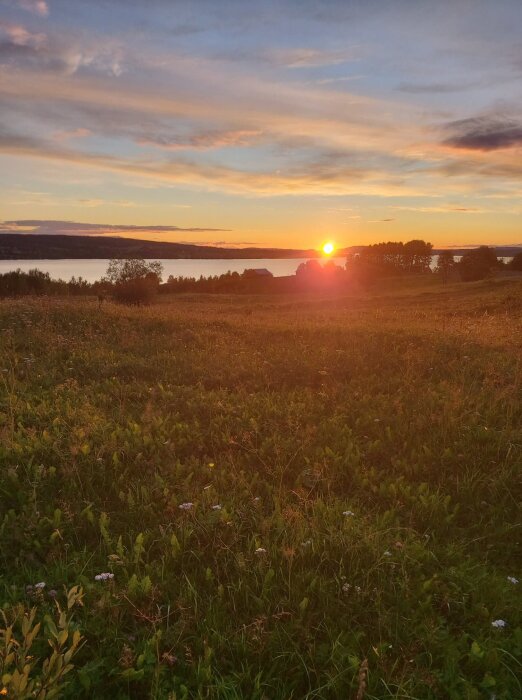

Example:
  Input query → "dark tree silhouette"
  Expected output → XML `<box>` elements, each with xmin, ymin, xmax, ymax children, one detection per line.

<box><xmin>458</xmin><ymin>246</ymin><xmax>498</xmax><ymax>281</ymax></box>
<box><xmin>105</xmin><ymin>258</ymin><xmax>163</xmax><ymax>305</ymax></box>
<box><xmin>436</xmin><ymin>250</ymin><xmax>456</xmax><ymax>283</ymax></box>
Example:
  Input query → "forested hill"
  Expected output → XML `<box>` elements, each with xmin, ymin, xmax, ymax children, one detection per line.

<box><xmin>0</xmin><ymin>234</ymin><xmax>334</xmax><ymax>260</ymax></box>
<box><xmin>0</xmin><ymin>234</ymin><xmax>520</xmax><ymax>260</ymax></box>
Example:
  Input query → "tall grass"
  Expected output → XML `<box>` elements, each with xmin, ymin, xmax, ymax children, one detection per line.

<box><xmin>0</xmin><ymin>279</ymin><xmax>521</xmax><ymax>698</ymax></box>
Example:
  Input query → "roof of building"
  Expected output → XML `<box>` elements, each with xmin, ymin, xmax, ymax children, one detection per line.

<box><xmin>245</xmin><ymin>268</ymin><xmax>273</xmax><ymax>276</ymax></box>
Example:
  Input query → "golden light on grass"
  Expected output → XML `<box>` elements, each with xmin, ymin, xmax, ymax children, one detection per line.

<box><xmin>322</xmin><ymin>241</ymin><xmax>334</xmax><ymax>255</ymax></box>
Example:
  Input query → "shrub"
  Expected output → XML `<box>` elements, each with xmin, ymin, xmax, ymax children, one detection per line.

<box><xmin>510</xmin><ymin>251</ymin><xmax>522</xmax><ymax>271</ymax></box>
<box><xmin>458</xmin><ymin>246</ymin><xmax>498</xmax><ymax>281</ymax></box>
<box><xmin>105</xmin><ymin>258</ymin><xmax>163</xmax><ymax>305</ymax></box>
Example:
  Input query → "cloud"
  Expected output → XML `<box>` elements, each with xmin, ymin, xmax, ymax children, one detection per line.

<box><xmin>367</xmin><ymin>218</ymin><xmax>394</xmax><ymax>223</ymax></box>
<box><xmin>0</xmin><ymin>20</ymin><xmax>46</xmax><ymax>48</ymax></box>
<box><xmin>1</xmin><ymin>220</ymin><xmax>231</xmax><ymax>235</ymax></box>
<box><xmin>0</xmin><ymin>23</ymin><xmax>124</xmax><ymax>76</ymax></box>
<box><xmin>392</xmin><ymin>205</ymin><xmax>484</xmax><ymax>214</ymax></box>
<box><xmin>444</xmin><ymin>116</ymin><xmax>522</xmax><ymax>151</ymax></box>
<box><xmin>138</xmin><ymin>128</ymin><xmax>262</xmax><ymax>151</ymax></box>
<box><xmin>397</xmin><ymin>81</ymin><xmax>478</xmax><ymax>94</ymax></box>
<box><xmin>53</xmin><ymin>127</ymin><xmax>92</xmax><ymax>141</ymax></box>
<box><xmin>17</xmin><ymin>0</ymin><xmax>49</xmax><ymax>17</ymax></box>
<box><xmin>0</xmin><ymin>126</ymin><xmax>429</xmax><ymax>197</ymax></box>
<box><xmin>77</xmin><ymin>198</ymin><xmax>137</xmax><ymax>208</ymax></box>
<box><xmin>267</xmin><ymin>47</ymin><xmax>360</xmax><ymax>69</ymax></box>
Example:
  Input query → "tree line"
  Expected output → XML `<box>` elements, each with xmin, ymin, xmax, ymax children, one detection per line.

<box><xmin>0</xmin><ymin>244</ymin><xmax>520</xmax><ymax>303</ymax></box>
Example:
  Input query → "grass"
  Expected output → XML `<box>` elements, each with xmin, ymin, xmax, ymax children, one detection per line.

<box><xmin>0</xmin><ymin>278</ymin><xmax>521</xmax><ymax>699</ymax></box>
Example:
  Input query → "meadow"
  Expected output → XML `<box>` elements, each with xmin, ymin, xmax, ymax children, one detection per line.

<box><xmin>0</xmin><ymin>278</ymin><xmax>521</xmax><ymax>699</ymax></box>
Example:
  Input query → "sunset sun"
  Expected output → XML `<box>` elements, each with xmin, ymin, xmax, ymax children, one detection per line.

<box><xmin>322</xmin><ymin>242</ymin><xmax>335</xmax><ymax>256</ymax></box>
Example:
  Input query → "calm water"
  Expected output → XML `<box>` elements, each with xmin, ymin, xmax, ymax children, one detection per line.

<box><xmin>0</xmin><ymin>258</ymin><xmax>347</xmax><ymax>282</ymax></box>
<box><xmin>0</xmin><ymin>256</ymin><xmax>513</xmax><ymax>283</ymax></box>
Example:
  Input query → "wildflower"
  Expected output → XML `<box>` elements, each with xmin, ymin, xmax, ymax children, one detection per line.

<box><xmin>1</xmin><ymin>687</ymin><xmax>8</xmax><ymax>696</ymax></box>
<box><xmin>301</xmin><ymin>539</ymin><xmax>312</xmax><ymax>548</ymax></box>
<box><xmin>253</xmin><ymin>497</ymin><xmax>260</xmax><ymax>502</ymax></box>
<box><xmin>342</xmin><ymin>582</ymin><xmax>351</xmax><ymax>593</ymax></box>
<box><xmin>34</xmin><ymin>582</ymin><xmax>46</xmax><ymax>589</ymax></box>
<box><xmin>179</xmin><ymin>502</ymin><xmax>193</xmax><ymax>511</ymax></box>
<box><xmin>94</xmin><ymin>572</ymin><xmax>114</xmax><ymax>581</ymax></box>
<box><xmin>507</xmin><ymin>576</ymin><xmax>519</xmax><ymax>584</ymax></box>
<box><xmin>383</xmin><ymin>551</ymin><xmax>392</xmax><ymax>557</ymax></box>
<box><xmin>343</xmin><ymin>510</ymin><xmax>355</xmax><ymax>517</ymax></box>
<box><xmin>255</xmin><ymin>547</ymin><xmax>267</xmax><ymax>554</ymax></box>
<box><xmin>491</xmin><ymin>619</ymin><xmax>507</xmax><ymax>629</ymax></box>
<box><xmin>212</xmin><ymin>504</ymin><xmax>222</xmax><ymax>510</ymax></box>
<box><xmin>48</xmin><ymin>589</ymin><xmax>58</xmax><ymax>599</ymax></box>
<box><xmin>208</xmin><ymin>462</ymin><xmax>215</xmax><ymax>468</ymax></box>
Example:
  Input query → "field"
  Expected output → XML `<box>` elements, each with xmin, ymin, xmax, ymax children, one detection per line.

<box><xmin>0</xmin><ymin>278</ymin><xmax>521</xmax><ymax>699</ymax></box>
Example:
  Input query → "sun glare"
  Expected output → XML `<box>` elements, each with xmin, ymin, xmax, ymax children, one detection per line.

<box><xmin>322</xmin><ymin>242</ymin><xmax>334</xmax><ymax>255</ymax></box>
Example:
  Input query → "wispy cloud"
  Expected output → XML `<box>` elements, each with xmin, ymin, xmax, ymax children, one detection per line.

<box><xmin>0</xmin><ymin>23</ymin><xmax>124</xmax><ymax>76</ymax></box>
<box><xmin>267</xmin><ymin>47</ymin><xmax>360</xmax><ymax>69</ymax></box>
<box><xmin>138</xmin><ymin>128</ymin><xmax>263</xmax><ymax>151</ymax></box>
<box><xmin>17</xmin><ymin>0</ymin><xmax>49</xmax><ymax>17</ymax></box>
<box><xmin>392</xmin><ymin>205</ymin><xmax>485</xmax><ymax>214</ymax></box>
<box><xmin>1</xmin><ymin>220</ymin><xmax>231</xmax><ymax>235</ymax></box>
<box><xmin>0</xmin><ymin>19</ymin><xmax>46</xmax><ymax>48</ymax></box>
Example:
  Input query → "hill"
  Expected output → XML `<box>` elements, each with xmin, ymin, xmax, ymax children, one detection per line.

<box><xmin>0</xmin><ymin>234</ymin><xmax>339</xmax><ymax>260</ymax></box>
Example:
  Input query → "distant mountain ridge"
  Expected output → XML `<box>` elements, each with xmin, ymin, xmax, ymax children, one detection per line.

<box><xmin>0</xmin><ymin>234</ymin><xmax>519</xmax><ymax>260</ymax></box>
<box><xmin>0</xmin><ymin>234</ymin><xmax>325</xmax><ymax>260</ymax></box>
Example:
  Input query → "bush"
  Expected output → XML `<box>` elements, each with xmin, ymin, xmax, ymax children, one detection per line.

<box><xmin>112</xmin><ymin>276</ymin><xmax>159</xmax><ymax>305</ymax></box>
<box><xmin>510</xmin><ymin>252</ymin><xmax>522</xmax><ymax>271</ymax></box>
<box><xmin>105</xmin><ymin>258</ymin><xmax>163</xmax><ymax>305</ymax></box>
<box><xmin>458</xmin><ymin>246</ymin><xmax>499</xmax><ymax>281</ymax></box>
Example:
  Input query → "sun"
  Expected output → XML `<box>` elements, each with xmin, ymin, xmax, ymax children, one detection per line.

<box><xmin>322</xmin><ymin>241</ymin><xmax>335</xmax><ymax>255</ymax></box>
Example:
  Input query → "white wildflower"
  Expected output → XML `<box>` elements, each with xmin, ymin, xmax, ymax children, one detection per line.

<box><xmin>342</xmin><ymin>582</ymin><xmax>351</xmax><ymax>593</ymax></box>
<box><xmin>94</xmin><ymin>572</ymin><xmax>114</xmax><ymax>581</ymax></box>
<box><xmin>212</xmin><ymin>504</ymin><xmax>222</xmax><ymax>510</ymax></box>
<box><xmin>255</xmin><ymin>547</ymin><xmax>267</xmax><ymax>554</ymax></box>
<box><xmin>179</xmin><ymin>502</ymin><xmax>193</xmax><ymax>511</ymax></box>
<box><xmin>34</xmin><ymin>582</ymin><xmax>46</xmax><ymax>589</ymax></box>
<box><xmin>343</xmin><ymin>510</ymin><xmax>355</xmax><ymax>517</ymax></box>
<box><xmin>491</xmin><ymin>619</ymin><xmax>507</xmax><ymax>629</ymax></box>
<box><xmin>383</xmin><ymin>551</ymin><xmax>392</xmax><ymax>557</ymax></box>
<box><xmin>507</xmin><ymin>576</ymin><xmax>519</xmax><ymax>584</ymax></box>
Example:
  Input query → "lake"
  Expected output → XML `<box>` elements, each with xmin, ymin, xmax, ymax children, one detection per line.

<box><xmin>0</xmin><ymin>256</ymin><xmax>513</xmax><ymax>282</ymax></box>
<box><xmin>0</xmin><ymin>258</ymin><xmax>347</xmax><ymax>282</ymax></box>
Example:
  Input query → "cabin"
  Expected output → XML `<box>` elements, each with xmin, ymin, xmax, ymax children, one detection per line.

<box><xmin>242</xmin><ymin>268</ymin><xmax>274</xmax><ymax>278</ymax></box>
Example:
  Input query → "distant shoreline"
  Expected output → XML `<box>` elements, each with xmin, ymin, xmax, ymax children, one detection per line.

<box><xmin>0</xmin><ymin>233</ymin><xmax>520</xmax><ymax>260</ymax></box>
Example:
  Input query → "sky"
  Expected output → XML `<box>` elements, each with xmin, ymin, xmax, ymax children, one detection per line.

<box><xmin>1</xmin><ymin>0</ymin><xmax>522</xmax><ymax>249</ymax></box>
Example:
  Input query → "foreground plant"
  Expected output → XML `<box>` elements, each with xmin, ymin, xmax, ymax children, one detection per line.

<box><xmin>0</xmin><ymin>586</ymin><xmax>84</xmax><ymax>699</ymax></box>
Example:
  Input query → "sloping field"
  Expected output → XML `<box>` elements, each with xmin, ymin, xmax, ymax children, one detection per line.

<box><xmin>0</xmin><ymin>279</ymin><xmax>521</xmax><ymax>698</ymax></box>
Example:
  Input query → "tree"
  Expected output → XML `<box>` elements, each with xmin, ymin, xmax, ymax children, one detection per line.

<box><xmin>105</xmin><ymin>258</ymin><xmax>163</xmax><ymax>305</ymax></box>
<box><xmin>345</xmin><ymin>240</ymin><xmax>433</xmax><ymax>284</ymax></box>
<box><xmin>106</xmin><ymin>259</ymin><xmax>163</xmax><ymax>285</ymax></box>
<box><xmin>436</xmin><ymin>250</ymin><xmax>456</xmax><ymax>284</ymax></box>
<box><xmin>510</xmin><ymin>252</ymin><xmax>522</xmax><ymax>271</ymax></box>
<box><xmin>458</xmin><ymin>246</ymin><xmax>498</xmax><ymax>282</ymax></box>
